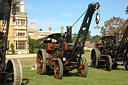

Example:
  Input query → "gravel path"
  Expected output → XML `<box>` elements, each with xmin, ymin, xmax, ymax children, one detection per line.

<box><xmin>6</xmin><ymin>54</ymin><xmax>37</xmax><ymax>58</ymax></box>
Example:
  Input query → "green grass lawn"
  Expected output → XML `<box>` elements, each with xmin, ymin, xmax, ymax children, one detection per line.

<box><xmin>22</xmin><ymin>66</ymin><xmax>128</xmax><ymax>85</ymax></box>
<box><xmin>4</xmin><ymin>52</ymin><xmax>128</xmax><ymax>85</ymax></box>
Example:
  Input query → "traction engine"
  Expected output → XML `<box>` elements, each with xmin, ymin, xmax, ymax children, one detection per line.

<box><xmin>36</xmin><ymin>2</ymin><xmax>100</xmax><ymax>79</ymax></box>
<box><xmin>91</xmin><ymin>22</ymin><xmax>128</xmax><ymax>71</ymax></box>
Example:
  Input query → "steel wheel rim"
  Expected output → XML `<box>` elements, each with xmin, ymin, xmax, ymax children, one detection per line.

<box><xmin>6</xmin><ymin>59</ymin><xmax>22</xmax><ymax>85</ymax></box>
<box><xmin>54</xmin><ymin>61</ymin><xmax>60</xmax><ymax>79</ymax></box>
<box><xmin>36</xmin><ymin>51</ymin><xmax>43</xmax><ymax>74</ymax></box>
<box><xmin>79</xmin><ymin>60</ymin><xmax>85</xmax><ymax>77</ymax></box>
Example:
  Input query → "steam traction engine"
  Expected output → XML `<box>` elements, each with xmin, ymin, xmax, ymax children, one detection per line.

<box><xmin>91</xmin><ymin>23</ymin><xmax>128</xmax><ymax>71</ymax></box>
<box><xmin>36</xmin><ymin>2</ymin><xmax>100</xmax><ymax>79</ymax></box>
<box><xmin>0</xmin><ymin>0</ymin><xmax>22</xmax><ymax>85</ymax></box>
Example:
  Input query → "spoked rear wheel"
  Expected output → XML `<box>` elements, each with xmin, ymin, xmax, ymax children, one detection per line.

<box><xmin>6</xmin><ymin>59</ymin><xmax>22</xmax><ymax>85</ymax></box>
<box><xmin>36</xmin><ymin>50</ymin><xmax>46</xmax><ymax>75</ymax></box>
<box><xmin>106</xmin><ymin>55</ymin><xmax>112</xmax><ymax>71</ymax></box>
<box><xmin>54</xmin><ymin>58</ymin><xmax>63</xmax><ymax>79</ymax></box>
<box><xmin>78</xmin><ymin>57</ymin><xmax>88</xmax><ymax>77</ymax></box>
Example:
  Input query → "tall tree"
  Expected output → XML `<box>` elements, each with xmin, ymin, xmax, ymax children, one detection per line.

<box><xmin>28</xmin><ymin>37</ymin><xmax>42</xmax><ymax>53</ymax></box>
<box><xmin>86</xmin><ymin>31</ymin><xmax>92</xmax><ymax>41</ymax></box>
<box><xmin>100</xmin><ymin>17</ymin><xmax>126</xmax><ymax>38</ymax></box>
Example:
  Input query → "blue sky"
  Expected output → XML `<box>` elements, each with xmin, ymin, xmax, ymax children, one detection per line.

<box><xmin>24</xmin><ymin>0</ymin><xmax>128</xmax><ymax>36</ymax></box>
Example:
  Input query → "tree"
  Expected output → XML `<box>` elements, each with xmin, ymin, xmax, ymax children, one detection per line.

<box><xmin>126</xmin><ymin>6</ymin><xmax>128</xmax><ymax>14</ymax></box>
<box><xmin>86</xmin><ymin>31</ymin><xmax>92</xmax><ymax>41</ymax></box>
<box><xmin>92</xmin><ymin>35</ymin><xmax>101</xmax><ymax>40</ymax></box>
<box><xmin>28</xmin><ymin>38</ymin><xmax>42</xmax><ymax>53</ymax></box>
<box><xmin>100</xmin><ymin>17</ymin><xmax>126</xmax><ymax>38</ymax></box>
<box><xmin>72</xmin><ymin>33</ymin><xmax>77</xmax><ymax>43</ymax></box>
<box><xmin>10</xmin><ymin>43</ymin><xmax>15</xmax><ymax>54</ymax></box>
<box><xmin>72</xmin><ymin>31</ymin><xmax>92</xmax><ymax>43</ymax></box>
<box><xmin>39</xmin><ymin>28</ymin><xmax>42</xmax><ymax>31</ymax></box>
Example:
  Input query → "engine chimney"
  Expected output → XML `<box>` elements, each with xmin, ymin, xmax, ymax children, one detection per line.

<box><xmin>66</xmin><ymin>26</ymin><xmax>72</xmax><ymax>43</ymax></box>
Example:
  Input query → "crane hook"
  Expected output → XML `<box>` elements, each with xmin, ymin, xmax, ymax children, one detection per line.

<box><xmin>94</xmin><ymin>10</ymin><xmax>100</xmax><ymax>29</ymax></box>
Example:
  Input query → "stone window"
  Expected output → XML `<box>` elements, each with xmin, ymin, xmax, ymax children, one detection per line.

<box><xmin>16</xmin><ymin>41</ymin><xmax>26</xmax><ymax>50</ymax></box>
<box><xmin>21</xmin><ymin>20</ymin><xmax>25</xmax><ymax>25</ymax></box>
<box><xmin>18</xmin><ymin>33</ymin><xmax>25</xmax><ymax>36</ymax></box>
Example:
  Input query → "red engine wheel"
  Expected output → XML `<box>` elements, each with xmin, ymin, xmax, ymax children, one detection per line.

<box><xmin>36</xmin><ymin>50</ymin><xmax>46</xmax><ymax>75</ymax></box>
<box><xmin>54</xmin><ymin>58</ymin><xmax>63</xmax><ymax>79</ymax></box>
<box><xmin>78</xmin><ymin>57</ymin><xmax>88</xmax><ymax>77</ymax></box>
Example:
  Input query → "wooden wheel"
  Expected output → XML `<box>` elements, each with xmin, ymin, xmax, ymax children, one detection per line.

<box><xmin>36</xmin><ymin>50</ymin><xmax>46</xmax><ymax>75</ymax></box>
<box><xmin>6</xmin><ymin>59</ymin><xmax>22</xmax><ymax>85</ymax></box>
<box><xmin>54</xmin><ymin>58</ymin><xmax>63</xmax><ymax>79</ymax></box>
<box><xmin>78</xmin><ymin>57</ymin><xmax>88</xmax><ymax>77</ymax></box>
<box><xmin>106</xmin><ymin>55</ymin><xmax>112</xmax><ymax>71</ymax></box>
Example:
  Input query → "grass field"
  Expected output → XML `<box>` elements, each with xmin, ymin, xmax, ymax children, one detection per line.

<box><xmin>22</xmin><ymin>66</ymin><xmax>128</xmax><ymax>85</ymax></box>
<box><xmin>4</xmin><ymin>52</ymin><xmax>128</xmax><ymax>85</ymax></box>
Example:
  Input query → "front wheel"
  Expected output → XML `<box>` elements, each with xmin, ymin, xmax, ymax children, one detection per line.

<box><xmin>78</xmin><ymin>57</ymin><xmax>88</xmax><ymax>77</ymax></box>
<box><xmin>106</xmin><ymin>55</ymin><xmax>112</xmax><ymax>71</ymax></box>
<box><xmin>36</xmin><ymin>50</ymin><xmax>46</xmax><ymax>75</ymax></box>
<box><xmin>54</xmin><ymin>58</ymin><xmax>63</xmax><ymax>79</ymax></box>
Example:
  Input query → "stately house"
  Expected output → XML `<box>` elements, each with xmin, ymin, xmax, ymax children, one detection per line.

<box><xmin>0</xmin><ymin>0</ymin><xmax>29</xmax><ymax>54</ymax></box>
<box><xmin>28</xmin><ymin>23</ymin><xmax>63</xmax><ymax>40</ymax></box>
<box><xmin>0</xmin><ymin>0</ymin><xmax>65</xmax><ymax>54</ymax></box>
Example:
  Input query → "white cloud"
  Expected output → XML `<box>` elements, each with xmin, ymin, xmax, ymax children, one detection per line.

<box><xmin>25</xmin><ymin>4</ymin><xmax>43</xmax><ymax>12</ymax></box>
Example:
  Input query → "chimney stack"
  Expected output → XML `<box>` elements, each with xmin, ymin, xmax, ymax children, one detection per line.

<box><xmin>61</xmin><ymin>26</ymin><xmax>64</xmax><ymax>33</ymax></box>
<box><xmin>20</xmin><ymin>1</ymin><xmax>25</xmax><ymax>12</ymax></box>
<box><xmin>49</xmin><ymin>27</ymin><xmax>52</xmax><ymax>31</ymax></box>
<box><xmin>31</xmin><ymin>23</ymin><xmax>35</xmax><ymax>29</ymax></box>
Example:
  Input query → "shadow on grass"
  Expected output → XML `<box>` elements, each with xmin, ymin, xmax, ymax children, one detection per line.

<box><xmin>46</xmin><ymin>70</ymin><xmax>79</xmax><ymax>78</ymax></box>
<box><xmin>89</xmin><ymin>65</ymin><xmax>127</xmax><ymax>71</ymax></box>
<box><xmin>21</xmin><ymin>78</ymin><xmax>30</xmax><ymax>85</ymax></box>
<box><xmin>63</xmin><ymin>72</ymin><xmax>79</xmax><ymax>77</ymax></box>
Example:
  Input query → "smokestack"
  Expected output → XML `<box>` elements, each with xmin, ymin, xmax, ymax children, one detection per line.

<box><xmin>20</xmin><ymin>1</ymin><xmax>25</xmax><ymax>12</ymax></box>
<box><xmin>66</xmin><ymin>26</ymin><xmax>72</xmax><ymax>43</ymax></box>
<box><xmin>31</xmin><ymin>23</ymin><xmax>35</xmax><ymax>29</ymax></box>
<box><xmin>49</xmin><ymin>27</ymin><xmax>52</xmax><ymax>31</ymax></box>
<box><xmin>61</xmin><ymin>26</ymin><xmax>64</xmax><ymax>33</ymax></box>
